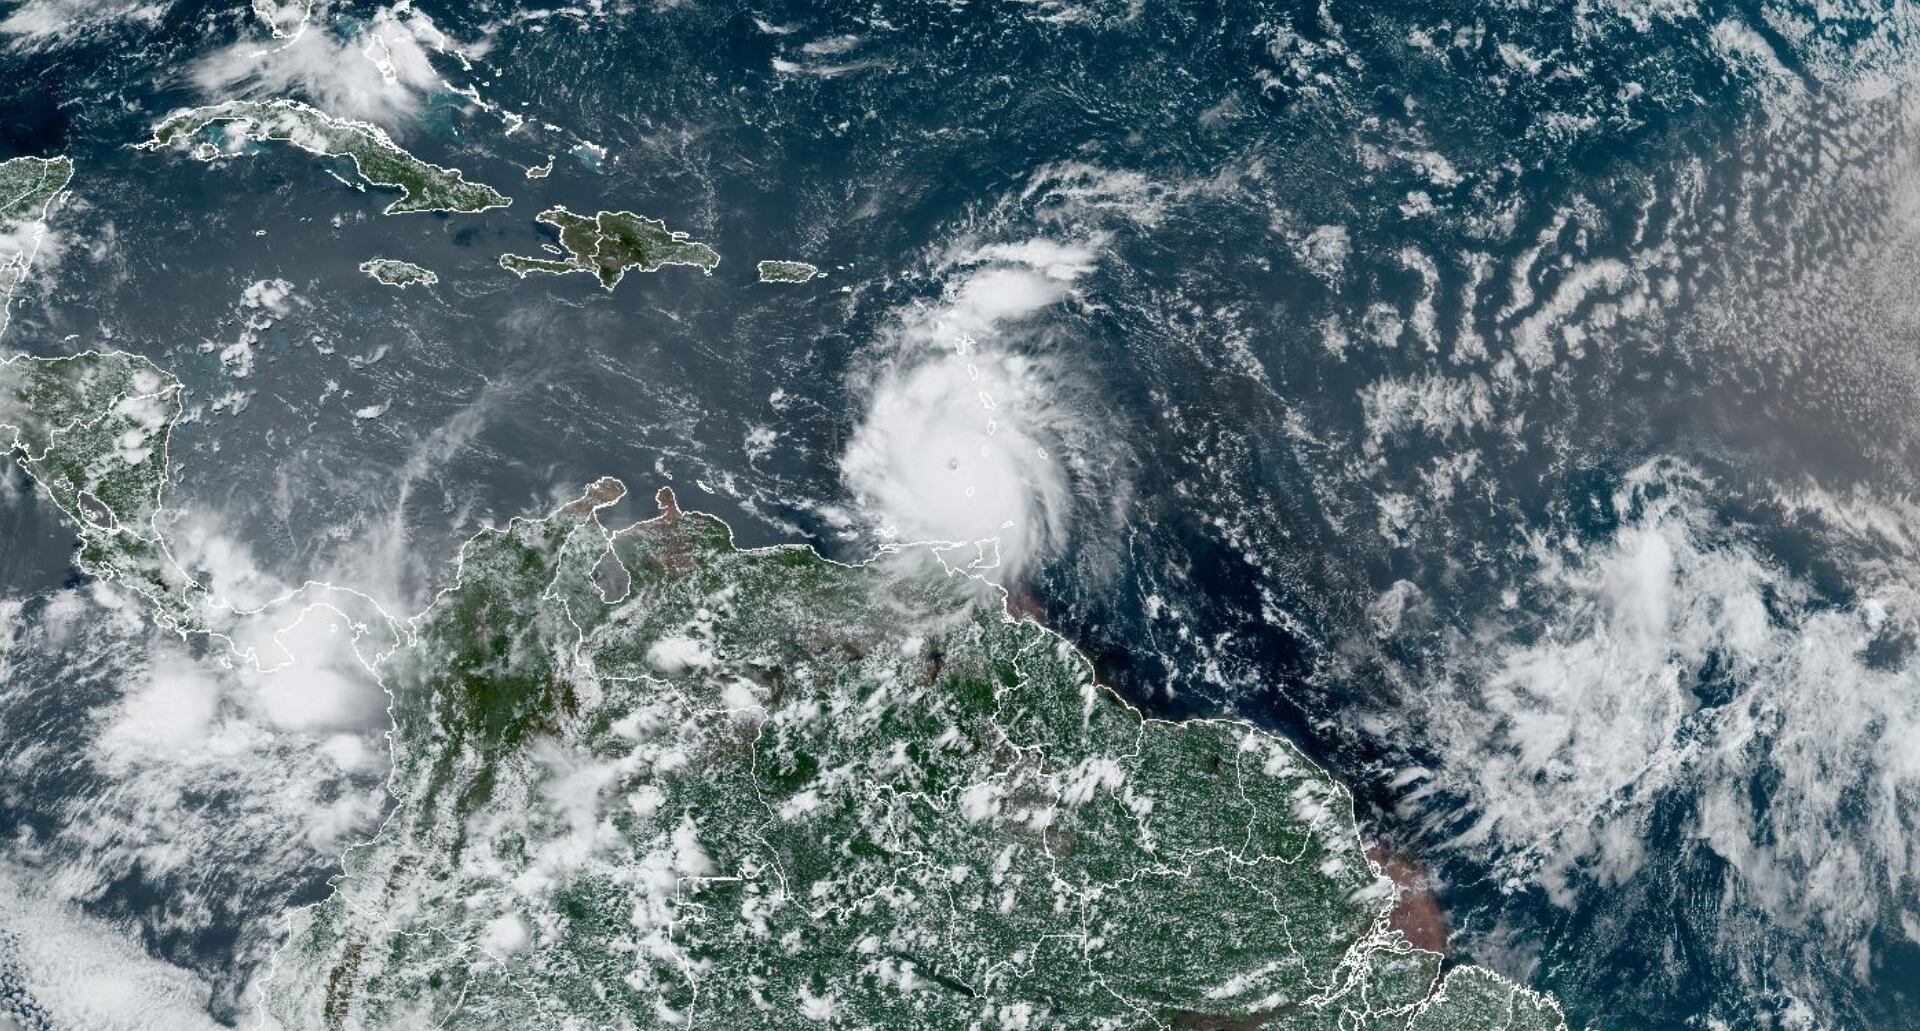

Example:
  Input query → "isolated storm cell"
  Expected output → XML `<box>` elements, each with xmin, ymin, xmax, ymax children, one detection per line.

<box><xmin>844</xmin><ymin>345</ymin><xmax>1074</xmax><ymax>576</ymax></box>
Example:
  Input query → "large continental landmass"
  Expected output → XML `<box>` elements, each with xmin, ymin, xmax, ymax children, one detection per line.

<box><xmin>140</xmin><ymin>100</ymin><xmax>510</xmax><ymax>215</ymax></box>
<box><xmin>0</xmin><ymin>351</ymin><xmax>1570</xmax><ymax>1031</ymax></box>
<box><xmin>500</xmin><ymin>206</ymin><xmax>721</xmax><ymax>288</ymax></box>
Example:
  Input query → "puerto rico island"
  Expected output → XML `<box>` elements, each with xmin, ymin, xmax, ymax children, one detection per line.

<box><xmin>140</xmin><ymin>100</ymin><xmax>511</xmax><ymax>216</ymax></box>
<box><xmin>359</xmin><ymin>258</ymin><xmax>438</xmax><ymax>289</ymax></box>
<box><xmin>500</xmin><ymin>206</ymin><xmax>721</xmax><ymax>289</ymax></box>
<box><xmin>756</xmin><ymin>259</ymin><xmax>822</xmax><ymax>283</ymax></box>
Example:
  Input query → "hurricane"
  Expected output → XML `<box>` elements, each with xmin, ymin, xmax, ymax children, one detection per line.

<box><xmin>841</xmin><ymin>239</ymin><xmax>1098</xmax><ymax>578</ymax></box>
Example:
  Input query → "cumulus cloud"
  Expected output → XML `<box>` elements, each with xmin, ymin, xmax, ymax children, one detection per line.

<box><xmin>0</xmin><ymin>213</ymin><xmax>61</xmax><ymax>270</ymax></box>
<box><xmin>0</xmin><ymin>221</ymin><xmax>60</xmax><ymax>340</ymax></box>
<box><xmin>146</xmin><ymin>507</ymin><xmax>398</xmax><ymax>734</ymax></box>
<box><xmin>0</xmin><ymin>172</ymin><xmax>71</xmax><ymax>340</ymax></box>
<box><xmin>158</xmin><ymin>507</ymin><xmax>289</xmax><ymax>611</ymax></box>
<box><xmin>248</xmin><ymin>605</ymin><xmax>388</xmax><ymax>733</ymax></box>
<box><xmin>100</xmin><ymin>655</ymin><xmax>221</xmax><ymax>756</ymax></box>
<box><xmin>841</xmin><ymin>238</ymin><xmax>1100</xmax><ymax>578</ymax></box>
<box><xmin>193</xmin><ymin>7</ymin><xmax>452</xmax><ymax>124</ymax></box>
<box><xmin>0</xmin><ymin>579</ymin><xmax>391</xmax><ymax>1019</ymax></box>
<box><xmin>1400</xmin><ymin>458</ymin><xmax>1920</xmax><ymax>994</ymax></box>
<box><xmin>0</xmin><ymin>872</ymin><xmax>223</xmax><ymax>1031</ymax></box>
<box><xmin>0</xmin><ymin>0</ymin><xmax>165</xmax><ymax>49</ymax></box>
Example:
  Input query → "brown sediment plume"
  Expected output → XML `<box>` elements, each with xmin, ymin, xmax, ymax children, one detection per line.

<box><xmin>1004</xmin><ymin>584</ymin><xmax>1045</xmax><ymax>623</ymax></box>
<box><xmin>1368</xmin><ymin>841</ymin><xmax>1450</xmax><ymax>953</ymax></box>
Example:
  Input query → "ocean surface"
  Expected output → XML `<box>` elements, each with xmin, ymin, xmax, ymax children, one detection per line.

<box><xmin>1</xmin><ymin>0</ymin><xmax>1919</xmax><ymax>1026</ymax></box>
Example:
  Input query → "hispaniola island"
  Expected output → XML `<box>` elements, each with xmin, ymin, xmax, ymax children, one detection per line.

<box><xmin>0</xmin><ymin>2</ymin><xmax>1914</xmax><ymax>1030</ymax></box>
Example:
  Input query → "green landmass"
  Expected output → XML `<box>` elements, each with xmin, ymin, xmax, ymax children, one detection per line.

<box><xmin>500</xmin><ymin>206</ymin><xmax>720</xmax><ymax>288</ymax></box>
<box><xmin>359</xmin><ymin>258</ymin><xmax>439</xmax><ymax>289</ymax></box>
<box><xmin>0</xmin><ymin>156</ymin><xmax>72</xmax><ymax>225</ymax></box>
<box><xmin>757</xmin><ymin>259</ymin><xmax>822</xmax><ymax>283</ymax></box>
<box><xmin>262</xmin><ymin>484</ymin><xmax>1570</xmax><ymax>1031</ymax></box>
<box><xmin>0</xmin><ymin>352</ymin><xmax>195</xmax><ymax>628</ymax></box>
<box><xmin>0</xmin><ymin>350</ymin><xmax>399</xmax><ymax>655</ymax></box>
<box><xmin>1</xmin><ymin>351</ymin><xmax>1572</xmax><ymax>1031</ymax></box>
<box><xmin>0</xmin><ymin>156</ymin><xmax>74</xmax><ymax>339</ymax></box>
<box><xmin>141</xmin><ymin>100</ymin><xmax>510</xmax><ymax>215</ymax></box>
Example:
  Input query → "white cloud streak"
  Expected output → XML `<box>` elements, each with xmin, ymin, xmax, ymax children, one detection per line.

<box><xmin>193</xmin><ymin>7</ymin><xmax>453</xmax><ymax>125</ymax></box>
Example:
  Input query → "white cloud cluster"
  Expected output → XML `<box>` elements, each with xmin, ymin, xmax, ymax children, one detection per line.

<box><xmin>0</xmin><ymin>553</ymin><xmax>394</xmax><ymax>1020</ymax></box>
<box><xmin>0</xmin><ymin>0</ymin><xmax>165</xmax><ymax>49</ymax></box>
<box><xmin>193</xmin><ymin>6</ymin><xmax>453</xmax><ymax>124</ymax></box>
<box><xmin>0</xmin><ymin>171</ymin><xmax>71</xmax><ymax>342</ymax></box>
<box><xmin>841</xmin><ymin>238</ymin><xmax>1099</xmax><ymax>578</ymax></box>
<box><xmin>0</xmin><ymin>871</ymin><xmax>223</xmax><ymax>1031</ymax></box>
<box><xmin>1400</xmin><ymin>458</ymin><xmax>1920</xmax><ymax>989</ymax></box>
<box><xmin>207</xmin><ymin>278</ymin><xmax>300</xmax><ymax>379</ymax></box>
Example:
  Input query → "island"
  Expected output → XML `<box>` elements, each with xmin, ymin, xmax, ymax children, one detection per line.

<box><xmin>359</xmin><ymin>257</ymin><xmax>438</xmax><ymax>289</ymax></box>
<box><xmin>756</xmin><ymin>259</ymin><xmax>822</xmax><ymax>283</ymax></box>
<box><xmin>140</xmin><ymin>100</ymin><xmax>511</xmax><ymax>216</ymax></box>
<box><xmin>499</xmin><ymin>206</ymin><xmax>720</xmax><ymax>289</ymax></box>
<box><xmin>0</xmin><ymin>155</ymin><xmax>73</xmax><ymax>337</ymax></box>
<box><xmin>2</xmin><ymin>350</ymin><xmax>1571</xmax><ymax>1031</ymax></box>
